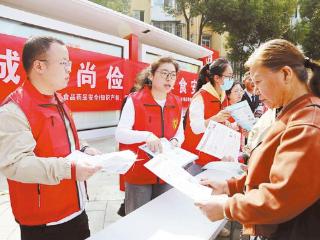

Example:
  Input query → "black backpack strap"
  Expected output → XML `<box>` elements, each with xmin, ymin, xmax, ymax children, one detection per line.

<box><xmin>182</xmin><ymin>107</ymin><xmax>189</xmax><ymax>130</ymax></box>
<box><xmin>119</xmin><ymin>95</ymin><xmax>129</xmax><ymax>119</ymax></box>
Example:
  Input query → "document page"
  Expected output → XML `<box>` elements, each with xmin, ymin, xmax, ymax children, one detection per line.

<box><xmin>144</xmin><ymin>154</ymin><xmax>212</xmax><ymax>201</ymax></box>
<box><xmin>67</xmin><ymin>150</ymin><xmax>136</xmax><ymax>174</ymax></box>
<box><xmin>196</xmin><ymin>121</ymin><xmax>241</xmax><ymax>161</ymax></box>
<box><xmin>139</xmin><ymin>138</ymin><xmax>198</xmax><ymax>167</ymax></box>
<box><xmin>225</xmin><ymin>100</ymin><xmax>256</xmax><ymax>131</ymax></box>
<box><xmin>202</xmin><ymin>161</ymin><xmax>245</xmax><ymax>176</ymax></box>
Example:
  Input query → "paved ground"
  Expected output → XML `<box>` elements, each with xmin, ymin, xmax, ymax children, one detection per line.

<box><xmin>0</xmin><ymin>137</ymin><xmax>240</xmax><ymax>240</ymax></box>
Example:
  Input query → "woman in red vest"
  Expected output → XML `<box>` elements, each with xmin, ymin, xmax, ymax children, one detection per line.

<box><xmin>115</xmin><ymin>57</ymin><xmax>184</xmax><ymax>214</ymax></box>
<box><xmin>183</xmin><ymin>58</ymin><xmax>234</xmax><ymax>175</ymax></box>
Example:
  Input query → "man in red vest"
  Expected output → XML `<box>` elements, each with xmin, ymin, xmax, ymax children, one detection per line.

<box><xmin>0</xmin><ymin>36</ymin><xmax>101</xmax><ymax>240</ymax></box>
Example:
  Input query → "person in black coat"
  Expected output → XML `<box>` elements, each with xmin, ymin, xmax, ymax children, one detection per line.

<box><xmin>241</xmin><ymin>71</ymin><xmax>260</xmax><ymax>114</ymax></box>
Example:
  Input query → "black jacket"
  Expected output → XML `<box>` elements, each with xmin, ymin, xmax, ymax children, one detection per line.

<box><xmin>241</xmin><ymin>91</ymin><xmax>260</xmax><ymax>113</ymax></box>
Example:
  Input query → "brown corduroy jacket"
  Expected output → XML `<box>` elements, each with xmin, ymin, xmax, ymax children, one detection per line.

<box><xmin>225</xmin><ymin>94</ymin><xmax>320</xmax><ymax>237</ymax></box>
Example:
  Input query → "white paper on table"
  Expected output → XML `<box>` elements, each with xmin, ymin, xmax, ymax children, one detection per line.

<box><xmin>144</xmin><ymin>154</ymin><xmax>212</xmax><ymax>201</ymax></box>
<box><xmin>147</xmin><ymin>229</ymin><xmax>204</xmax><ymax>240</ymax></box>
<box><xmin>202</xmin><ymin>161</ymin><xmax>245</xmax><ymax>176</ymax></box>
<box><xmin>139</xmin><ymin>138</ymin><xmax>198</xmax><ymax>167</ymax></box>
<box><xmin>66</xmin><ymin>150</ymin><xmax>136</xmax><ymax>174</ymax></box>
<box><xmin>196</xmin><ymin>121</ymin><xmax>241</xmax><ymax>161</ymax></box>
<box><xmin>225</xmin><ymin>100</ymin><xmax>256</xmax><ymax>131</ymax></box>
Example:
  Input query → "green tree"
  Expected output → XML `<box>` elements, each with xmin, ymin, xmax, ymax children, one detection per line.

<box><xmin>297</xmin><ymin>0</ymin><xmax>320</xmax><ymax>59</ymax></box>
<box><xmin>89</xmin><ymin>0</ymin><xmax>130</xmax><ymax>15</ymax></box>
<box><xmin>164</xmin><ymin>0</ymin><xmax>214</xmax><ymax>43</ymax></box>
<box><xmin>164</xmin><ymin>0</ymin><xmax>201</xmax><ymax>40</ymax></box>
<box><xmin>206</xmin><ymin>0</ymin><xmax>297</xmax><ymax>78</ymax></box>
<box><xmin>195</xmin><ymin>0</ymin><xmax>212</xmax><ymax>45</ymax></box>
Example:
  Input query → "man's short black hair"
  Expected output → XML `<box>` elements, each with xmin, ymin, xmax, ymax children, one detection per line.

<box><xmin>22</xmin><ymin>36</ymin><xmax>65</xmax><ymax>74</ymax></box>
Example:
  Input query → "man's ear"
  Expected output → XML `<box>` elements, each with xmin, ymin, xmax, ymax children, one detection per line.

<box><xmin>32</xmin><ymin>60</ymin><xmax>46</xmax><ymax>74</ymax></box>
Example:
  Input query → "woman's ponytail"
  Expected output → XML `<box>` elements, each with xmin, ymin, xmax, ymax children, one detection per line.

<box><xmin>195</xmin><ymin>64</ymin><xmax>210</xmax><ymax>92</ymax></box>
<box><xmin>305</xmin><ymin>58</ymin><xmax>320</xmax><ymax>97</ymax></box>
<box><xmin>195</xmin><ymin>58</ymin><xmax>230</xmax><ymax>93</ymax></box>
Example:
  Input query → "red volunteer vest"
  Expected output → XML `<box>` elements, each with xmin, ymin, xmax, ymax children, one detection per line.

<box><xmin>5</xmin><ymin>80</ymin><xmax>81</xmax><ymax>226</ymax></box>
<box><xmin>119</xmin><ymin>87</ymin><xmax>182</xmax><ymax>186</ymax></box>
<box><xmin>182</xmin><ymin>89</ymin><xmax>229</xmax><ymax>166</ymax></box>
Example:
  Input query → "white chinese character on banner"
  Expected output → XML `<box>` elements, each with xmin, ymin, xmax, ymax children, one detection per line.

<box><xmin>179</xmin><ymin>78</ymin><xmax>187</xmax><ymax>94</ymax></box>
<box><xmin>63</xmin><ymin>93</ymin><xmax>69</xmax><ymax>101</ymax></box>
<box><xmin>94</xmin><ymin>94</ymin><xmax>99</xmax><ymax>101</ymax></box>
<box><xmin>77</xmin><ymin>62</ymin><xmax>96</xmax><ymax>88</ymax></box>
<box><xmin>191</xmin><ymin>79</ymin><xmax>197</xmax><ymax>94</ymax></box>
<box><xmin>206</xmin><ymin>55</ymin><xmax>213</xmax><ymax>64</ymax></box>
<box><xmin>100</xmin><ymin>95</ymin><xmax>105</xmax><ymax>101</ymax></box>
<box><xmin>0</xmin><ymin>49</ymin><xmax>21</xmax><ymax>84</ymax></box>
<box><xmin>106</xmin><ymin>65</ymin><xmax>123</xmax><ymax>90</ymax></box>
<box><xmin>88</xmin><ymin>94</ymin><xmax>93</xmax><ymax>101</ymax></box>
<box><xmin>76</xmin><ymin>94</ymin><xmax>82</xmax><ymax>101</ymax></box>
<box><xmin>70</xmin><ymin>94</ymin><xmax>76</xmax><ymax>101</ymax></box>
<box><xmin>82</xmin><ymin>94</ymin><xmax>88</xmax><ymax>101</ymax></box>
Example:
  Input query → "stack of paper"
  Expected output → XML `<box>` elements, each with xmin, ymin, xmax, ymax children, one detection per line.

<box><xmin>139</xmin><ymin>138</ymin><xmax>198</xmax><ymax>167</ymax></box>
<box><xmin>144</xmin><ymin>154</ymin><xmax>212</xmax><ymax>201</ymax></box>
<box><xmin>67</xmin><ymin>150</ymin><xmax>136</xmax><ymax>174</ymax></box>
<box><xmin>202</xmin><ymin>161</ymin><xmax>245</xmax><ymax>176</ymax></box>
<box><xmin>196</xmin><ymin>121</ymin><xmax>241</xmax><ymax>161</ymax></box>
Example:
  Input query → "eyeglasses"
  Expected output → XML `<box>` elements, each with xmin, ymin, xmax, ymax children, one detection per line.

<box><xmin>231</xmin><ymin>89</ymin><xmax>244</xmax><ymax>94</ymax></box>
<box><xmin>156</xmin><ymin>70</ymin><xmax>177</xmax><ymax>80</ymax></box>
<box><xmin>222</xmin><ymin>75</ymin><xmax>234</xmax><ymax>80</ymax></box>
<box><xmin>38</xmin><ymin>59</ymin><xmax>72</xmax><ymax>69</ymax></box>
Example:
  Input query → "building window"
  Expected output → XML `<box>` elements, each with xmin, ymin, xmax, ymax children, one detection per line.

<box><xmin>201</xmin><ymin>35</ymin><xmax>211</xmax><ymax>48</ymax></box>
<box><xmin>164</xmin><ymin>0</ymin><xmax>174</xmax><ymax>8</ymax></box>
<box><xmin>163</xmin><ymin>22</ymin><xmax>173</xmax><ymax>33</ymax></box>
<box><xmin>132</xmin><ymin>10</ymin><xmax>145</xmax><ymax>22</ymax></box>
<box><xmin>152</xmin><ymin>21</ymin><xmax>182</xmax><ymax>37</ymax></box>
<box><xmin>176</xmin><ymin>23</ymin><xmax>182</xmax><ymax>37</ymax></box>
<box><xmin>190</xmin><ymin>33</ymin><xmax>194</xmax><ymax>43</ymax></box>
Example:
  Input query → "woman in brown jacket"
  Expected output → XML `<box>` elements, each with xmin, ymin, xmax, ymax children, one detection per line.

<box><xmin>196</xmin><ymin>39</ymin><xmax>320</xmax><ymax>240</ymax></box>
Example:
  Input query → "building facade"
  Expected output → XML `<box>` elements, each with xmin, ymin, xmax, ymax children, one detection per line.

<box><xmin>130</xmin><ymin>0</ymin><xmax>227</xmax><ymax>57</ymax></box>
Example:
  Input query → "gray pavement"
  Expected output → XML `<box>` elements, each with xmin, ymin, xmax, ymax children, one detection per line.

<box><xmin>0</xmin><ymin>136</ymin><xmax>240</xmax><ymax>240</ymax></box>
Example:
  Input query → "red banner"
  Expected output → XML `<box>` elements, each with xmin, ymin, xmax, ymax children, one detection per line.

<box><xmin>0</xmin><ymin>34</ymin><xmax>26</xmax><ymax>103</ymax></box>
<box><xmin>61</xmin><ymin>50</ymin><xmax>146</xmax><ymax>111</ymax></box>
<box><xmin>0</xmin><ymin>33</ymin><xmax>198</xmax><ymax>110</ymax></box>
<box><xmin>172</xmin><ymin>71</ymin><xmax>198</xmax><ymax>107</ymax></box>
<box><xmin>199</xmin><ymin>46</ymin><xmax>220</xmax><ymax>65</ymax></box>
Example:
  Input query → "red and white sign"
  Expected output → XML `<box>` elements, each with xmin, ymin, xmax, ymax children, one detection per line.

<box><xmin>0</xmin><ymin>34</ymin><xmax>26</xmax><ymax>103</ymax></box>
<box><xmin>172</xmin><ymin>71</ymin><xmax>198</xmax><ymax>107</ymax></box>
<box><xmin>199</xmin><ymin>46</ymin><xmax>220</xmax><ymax>65</ymax></box>
<box><xmin>0</xmin><ymin>33</ymin><xmax>199</xmax><ymax>110</ymax></box>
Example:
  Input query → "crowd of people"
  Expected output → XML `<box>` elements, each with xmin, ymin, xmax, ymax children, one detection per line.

<box><xmin>0</xmin><ymin>36</ymin><xmax>319</xmax><ymax>240</ymax></box>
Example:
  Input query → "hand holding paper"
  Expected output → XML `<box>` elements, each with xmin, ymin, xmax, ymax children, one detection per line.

<box><xmin>195</xmin><ymin>194</ymin><xmax>228</xmax><ymax>222</ymax></box>
<box><xmin>197</xmin><ymin>121</ymin><xmax>241</xmax><ymax>161</ymax></box>
<box><xmin>140</xmin><ymin>138</ymin><xmax>198</xmax><ymax>167</ymax></box>
<box><xmin>144</xmin><ymin>154</ymin><xmax>211</xmax><ymax>201</ymax></box>
<box><xmin>199</xmin><ymin>179</ymin><xmax>229</xmax><ymax>195</ymax></box>
<box><xmin>67</xmin><ymin>150</ymin><xmax>136</xmax><ymax>174</ymax></box>
<box><xmin>225</xmin><ymin>100</ymin><xmax>256</xmax><ymax>131</ymax></box>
